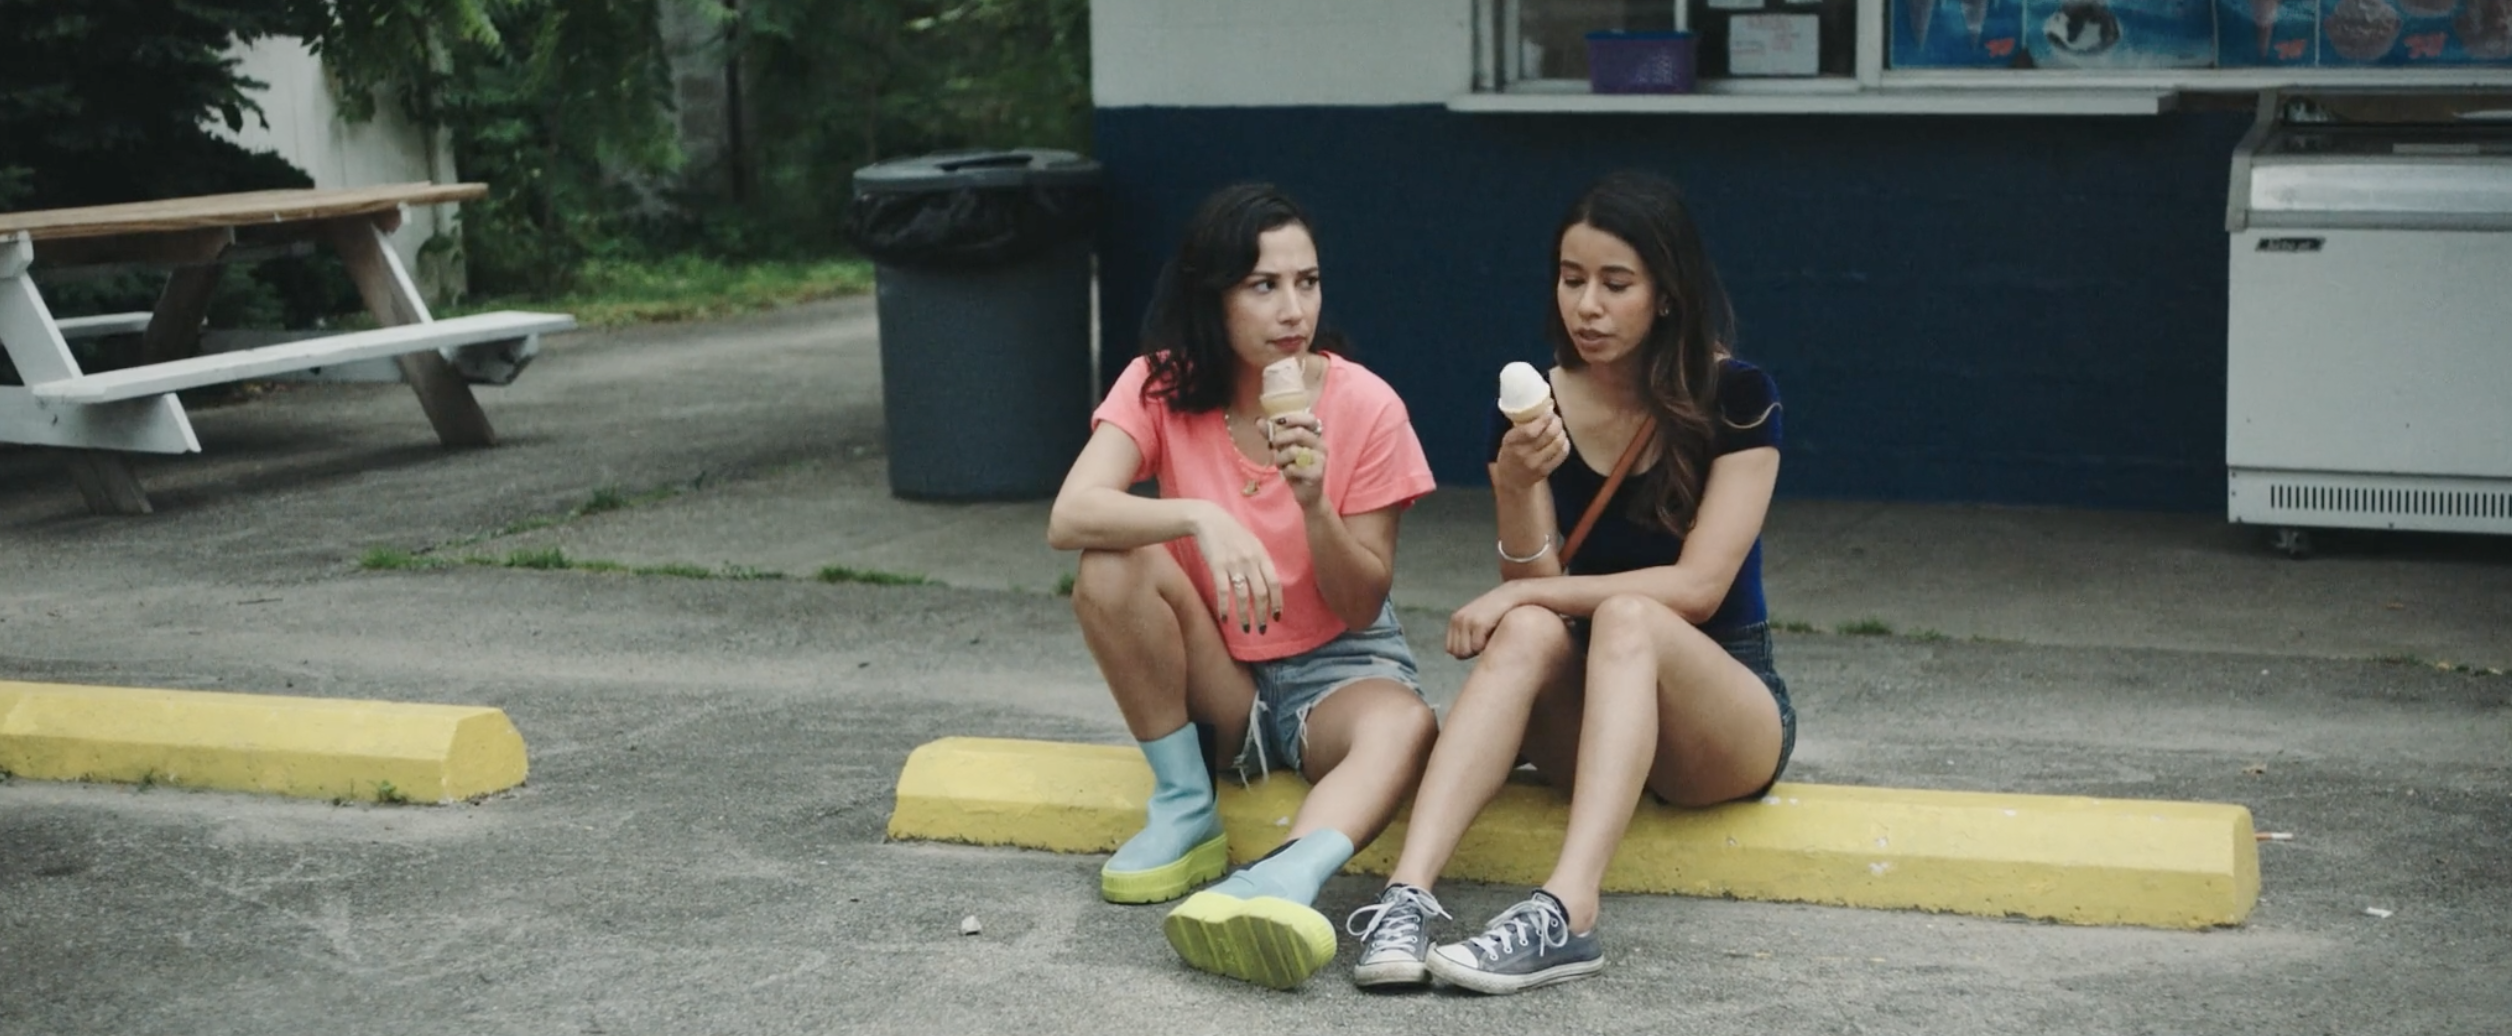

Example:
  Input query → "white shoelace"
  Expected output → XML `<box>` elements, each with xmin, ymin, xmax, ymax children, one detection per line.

<box><xmin>1465</xmin><ymin>896</ymin><xmax>1571</xmax><ymax>960</ymax></box>
<box><xmin>1345</xmin><ymin>886</ymin><xmax>1450</xmax><ymax>952</ymax></box>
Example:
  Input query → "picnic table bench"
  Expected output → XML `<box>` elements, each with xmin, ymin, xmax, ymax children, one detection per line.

<box><xmin>0</xmin><ymin>183</ymin><xmax>575</xmax><ymax>514</ymax></box>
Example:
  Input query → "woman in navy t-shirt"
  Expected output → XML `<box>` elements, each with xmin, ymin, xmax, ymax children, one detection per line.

<box><xmin>1342</xmin><ymin>172</ymin><xmax>1797</xmax><ymax>995</ymax></box>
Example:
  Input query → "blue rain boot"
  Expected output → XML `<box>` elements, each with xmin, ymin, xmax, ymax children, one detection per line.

<box><xmin>1100</xmin><ymin>724</ymin><xmax>1229</xmax><ymax>904</ymax></box>
<box><xmin>1162</xmin><ymin>829</ymin><xmax>1354</xmax><ymax>989</ymax></box>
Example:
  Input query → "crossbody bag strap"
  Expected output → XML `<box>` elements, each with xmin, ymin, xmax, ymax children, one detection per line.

<box><xmin>1559</xmin><ymin>416</ymin><xmax>1656</xmax><ymax>569</ymax></box>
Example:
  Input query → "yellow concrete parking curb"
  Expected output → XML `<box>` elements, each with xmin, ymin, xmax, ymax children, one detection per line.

<box><xmin>0</xmin><ymin>680</ymin><xmax>528</xmax><ymax>803</ymax></box>
<box><xmin>890</xmin><ymin>737</ymin><xmax>2258</xmax><ymax>930</ymax></box>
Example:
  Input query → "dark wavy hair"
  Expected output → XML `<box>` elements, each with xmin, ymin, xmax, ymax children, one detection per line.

<box><xmin>1546</xmin><ymin>171</ymin><xmax>1757</xmax><ymax>535</ymax></box>
<box><xmin>1139</xmin><ymin>183</ymin><xmax>1345</xmax><ymax>413</ymax></box>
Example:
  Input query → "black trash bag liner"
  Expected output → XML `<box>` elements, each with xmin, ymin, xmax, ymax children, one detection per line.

<box><xmin>848</xmin><ymin>149</ymin><xmax>1101</xmax><ymax>271</ymax></box>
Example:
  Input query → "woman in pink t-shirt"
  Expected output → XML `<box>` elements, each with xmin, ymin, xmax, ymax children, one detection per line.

<box><xmin>1047</xmin><ymin>183</ymin><xmax>1439</xmax><ymax>990</ymax></box>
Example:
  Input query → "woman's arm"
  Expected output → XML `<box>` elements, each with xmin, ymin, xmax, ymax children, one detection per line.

<box><xmin>1492</xmin><ymin>467</ymin><xmax>1564</xmax><ymax>581</ymax></box>
<box><xmin>1049</xmin><ymin>422</ymin><xmax>1284</xmax><ymax>628</ymax></box>
<box><xmin>1490</xmin><ymin>446</ymin><xmax>1778</xmax><ymax>625</ymax></box>
<box><xmin>1492</xmin><ymin>410</ymin><xmax>1572</xmax><ymax>580</ymax></box>
<box><xmin>1303</xmin><ymin>501</ymin><xmax>1402</xmax><ymax>630</ymax></box>
<box><xmin>1046</xmin><ymin>423</ymin><xmax>1220</xmax><ymax>552</ymax></box>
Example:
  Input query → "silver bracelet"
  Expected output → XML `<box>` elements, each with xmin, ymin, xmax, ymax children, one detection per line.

<box><xmin>1496</xmin><ymin>532</ymin><xmax>1556</xmax><ymax>564</ymax></box>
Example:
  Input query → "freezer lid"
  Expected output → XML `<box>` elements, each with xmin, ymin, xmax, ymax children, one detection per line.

<box><xmin>2229</xmin><ymin>91</ymin><xmax>2512</xmax><ymax>230</ymax></box>
<box><xmin>2245</xmin><ymin>160</ymin><xmax>2512</xmax><ymax>229</ymax></box>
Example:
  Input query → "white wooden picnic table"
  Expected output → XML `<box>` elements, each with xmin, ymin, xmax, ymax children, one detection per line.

<box><xmin>0</xmin><ymin>183</ymin><xmax>575</xmax><ymax>514</ymax></box>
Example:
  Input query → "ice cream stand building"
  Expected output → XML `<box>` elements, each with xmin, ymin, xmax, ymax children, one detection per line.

<box><xmin>1086</xmin><ymin>1</ymin><xmax>2512</xmax><ymax>538</ymax></box>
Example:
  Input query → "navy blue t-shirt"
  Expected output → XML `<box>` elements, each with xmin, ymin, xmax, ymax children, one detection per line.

<box><xmin>1485</xmin><ymin>358</ymin><xmax>1781</xmax><ymax>635</ymax></box>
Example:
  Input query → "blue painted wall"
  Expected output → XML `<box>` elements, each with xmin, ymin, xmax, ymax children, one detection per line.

<box><xmin>1092</xmin><ymin>105</ymin><xmax>2253</xmax><ymax>511</ymax></box>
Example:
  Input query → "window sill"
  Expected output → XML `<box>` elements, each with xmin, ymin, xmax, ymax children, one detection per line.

<box><xmin>1447</xmin><ymin>88</ymin><xmax>2176</xmax><ymax>116</ymax></box>
<box><xmin>1452</xmin><ymin>69</ymin><xmax>2512</xmax><ymax>117</ymax></box>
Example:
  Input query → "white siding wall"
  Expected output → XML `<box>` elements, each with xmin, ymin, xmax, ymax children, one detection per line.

<box><xmin>1091</xmin><ymin>0</ymin><xmax>1474</xmax><ymax>107</ymax></box>
<box><xmin>214</xmin><ymin>37</ymin><xmax>462</xmax><ymax>298</ymax></box>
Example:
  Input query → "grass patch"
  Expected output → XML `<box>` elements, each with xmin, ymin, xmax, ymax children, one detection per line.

<box><xmin>374</xmin><ymin>780</ymin><xmax>410</xmax><ymax>805</ymax></box>
<box><xmin>2376</xmin><ymin>653</ymin><xmax>2505</xmax><ymax>676</ymax></box>
<box><xmin>817</xmin><ymin>564</ymin><xmax>933</xmax><ymax>587</ymax></box>
<box><xmin>368</xmin><ymin>479</ymin><xmax>700</xmax><ymax>568</ymax></box>
<box><xmin>485</xmin><ymin>483</ymin><xmax>689</xmax><ymax>541</ymax></box>
<box><xmin>360</xmin><ymin>547</ymin><xmax>451</xmax><ymax>571</ymax></box>
<box><xmin>1909</xmin><ymin>628</ymin><xmax>1950</xmax><ymax>643</ymax></box>
<box><xmin>578</xmin><ymin>485</ymin><xmax>634</xmax><ymax>516</ymax></box>
<box><xmin>365</xmin><ymin>542</ymin><xmax>799</xmax><ymax>582</ymax></box>
<box><xmin>451</xmin><ymin>254</ymin><xmax>875</xmax><ymax>329</ymax></box>
<box><xmin>503</xmin><ymin>546</ymin><xmax>571</xmax><ymax>570</ymax></box>
<box><xmin>1771</xmin><ymin>618</ymin><xmax>1817</xmax><ymax>634</ymax></box>
<box><xmin>1055</xmin><ymin>572</ymin><xmax>1076</xmax><ymax>597</ymax></box>
<box><xmin>489</xmin><ymin>513</ymin><xmax>570</xmax><ymax>539</ymax></box>
<box><xmin>1835</xmin><ymin>618</ymin><xmax>1894</xmax><ymax>637</ymax></box>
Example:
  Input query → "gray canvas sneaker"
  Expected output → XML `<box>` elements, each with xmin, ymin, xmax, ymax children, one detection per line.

<box><xmin>1345</xmin><ymin>883</ymin><xmax>1449</xmax><ymax>989</ymax></box>
<box><xmin>1423</xmin><ymin>890</ymin><xmax>1604</xmax><ymax>995</ymax></box>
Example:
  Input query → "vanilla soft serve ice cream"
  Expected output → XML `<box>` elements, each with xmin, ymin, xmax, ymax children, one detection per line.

<box><xmin>1498</xmin><ymin>361</ymin><xmax>1553</xmax><ymax>424</ymax></box>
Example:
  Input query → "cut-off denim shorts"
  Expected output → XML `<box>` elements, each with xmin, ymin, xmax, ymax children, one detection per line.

<box><xmin>1195</xmin><ymin>600</ymin><xmax>1423</xmax><ymax>781</ymax></box>
<box><xmin>1567</xmin><ymin>618</ymin><xmax>1797</xmax><ymax>802</ymax></box>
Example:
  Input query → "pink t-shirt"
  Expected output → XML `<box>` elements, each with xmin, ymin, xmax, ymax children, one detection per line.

<box><xmin>1093</xmin><ymin>352</ymin><xmax>1437</xmax><ymax>662</ymax></box>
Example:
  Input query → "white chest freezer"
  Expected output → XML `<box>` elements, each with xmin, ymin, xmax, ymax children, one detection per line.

<box><xmin>2225</xmin><ymin>90</ymin><xmax>2512</xmax><ymax>556</ymax></box>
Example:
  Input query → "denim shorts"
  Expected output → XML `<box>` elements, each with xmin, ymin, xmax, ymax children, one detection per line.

<box><xmin>1715</xmin><ymin>621</ymin><xmax>1798</xmax><ymax>800</ymax></box>
<box><xmin>1196</xmin><ymin>600</ymin><xmax>1423</xmax><ymax>780</ymax></box>
<box><xmin>1566</xmin><ymin>618</ymin><xmax>1797</xmax><ymax>802</ymax></box>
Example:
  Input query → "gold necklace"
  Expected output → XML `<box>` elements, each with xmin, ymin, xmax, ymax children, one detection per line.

<box><xmin>1225</xmin><ymin>354</ymin><xmax>1315</xmax><ymax>496</ymax></box>
<box><xmin>1224</xmin><ymin>408</ymin><xmax>1265</xmax><ymax>496</ymax></box>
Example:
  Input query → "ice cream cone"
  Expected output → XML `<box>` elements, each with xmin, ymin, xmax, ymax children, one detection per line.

<box><xmin>1260</xmin><ymin>357</ymin><xmax>1318</xmax><ymax>471</ymax></box>
<box><xmin>1497</xmin><ymin>361</ymin><xmax>1554</xmax><ymax>426</ymax></box>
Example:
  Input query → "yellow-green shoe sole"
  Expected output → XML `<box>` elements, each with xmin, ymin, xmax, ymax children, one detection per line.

<box><xmin>1100</xmin><ymin>830</ymin><xmax>1229</xmax><ymax>904</ymax></box>
<box><xmin>1162</xmin><ymin>891</ymin><xmax>1337</xmax><ymax>991</ymax></box>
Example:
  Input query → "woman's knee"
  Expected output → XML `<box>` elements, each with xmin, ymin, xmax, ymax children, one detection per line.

<box><xmin>1385</xmin><ymin>693</ymin><xmax>1439</xmax><ymax>756</ymax></box>
<box><xmin>1070</xmin><ymin>547</ymin><xmax>1161</xmax><ymax>616</ymax></box>
<box><xmin>1305</xmin><ymin>684</ymin><xmax>1437</xmax><ymax>775</ymax></box>
<box><xmin>1481</xmin><ymin>605</ymin><xmax>1573</xmax><ymax>673</ymax></box>
<box><xmin>1586</xmin><ymin>593</ymin><xmax>1669</xmax><ymax>664</ymax></box>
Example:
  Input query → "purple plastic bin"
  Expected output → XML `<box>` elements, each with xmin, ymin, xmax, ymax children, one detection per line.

<box><xmin>1585</xmin><ymin>31</ymin><xmax>1698</xmax><ymax>94</ymax></box>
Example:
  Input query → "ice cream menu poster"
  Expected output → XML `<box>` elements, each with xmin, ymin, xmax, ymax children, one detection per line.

<box><xmin>2220</xmin><ymin>0</ymin><xmax>2320</xmax><ymax>64</ymax></box>
<box><xmin>2316</xmin><ymin>0</ymin><xmax>2510</xmax><ymax>64</ymax></box>
<box><xmin>1890</xmin><ymin>0</ymin><xmax>2511</xmax><ymax>65</ymax></box>
<box><xmin>2027</xmin><ymin>0</ymin><xmax>2217</xmax><ymax>67</ymax></box>
<box><xmin>1894</xmin><ymin>0</ymin><xmax>2030</xmax><ymax>64</ymax></box>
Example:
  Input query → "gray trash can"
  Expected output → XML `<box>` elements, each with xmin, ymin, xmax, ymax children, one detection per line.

<box><xmin>849</xmin><ymin>148</ymin><xmax>1102</xmax><ymax>501</ymax></box>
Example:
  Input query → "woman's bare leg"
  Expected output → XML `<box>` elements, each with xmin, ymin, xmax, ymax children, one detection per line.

<box><xmin>1538</xmin><ymin>594</ymin><xmax>1781</xmax><ymax>931</ymax></box>
<box><xmin>1288</xmin><ymin>679</ymin><xmax>1437</xmax><ymax>850</ymax></box>
<box><xmin>1070</xmin><ymin>545</ymin><xmax>1255</xmax><ymax>745</ymax></box>
<box><xmin>1385</xmin><ymin>605</ymin><xmax>1581</xmax><ymax>891</ymax></box>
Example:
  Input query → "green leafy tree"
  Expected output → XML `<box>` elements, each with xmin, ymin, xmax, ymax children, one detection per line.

<box><xmin>724</xmin><ymin>0</ymin><xmax>1090</xmax><ymax>254</ymax></box>
<box><xmin>302</xmin><ymin>0</ymin><xmax>681</xmax><ymax>295</ymax></box>
<box><xmin>2</xmin><ymin>0</ymin><xmax>1090</xmax><ymax>306</ymax></box>
<box><xmin>0</xmin><ymin>0</ymin><xmax>320</xmax><ymax>210</ymax></box>
<box><xmin>0</xmin><ymin>0</ymin><xmax>349</xmax><ymax>367</ymax></box>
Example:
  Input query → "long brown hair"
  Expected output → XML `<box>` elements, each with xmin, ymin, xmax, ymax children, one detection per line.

<box><xmin>1545</xmin><ymin>171</ymin><xmax>1742</xmax><ymax>535</ymax></box>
